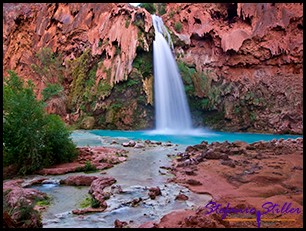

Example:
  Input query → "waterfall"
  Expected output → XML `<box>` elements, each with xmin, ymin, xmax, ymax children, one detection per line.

<box><xmin>152</xmin><ymin>15</ymin><xmax>193</xmax><ymax>134</ymax></box>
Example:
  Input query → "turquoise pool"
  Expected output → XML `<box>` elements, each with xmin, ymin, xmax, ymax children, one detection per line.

<box><xmin>71</xmin><ymin>129</ymin><xmax>302</xmax><ymax>146</ymax></box>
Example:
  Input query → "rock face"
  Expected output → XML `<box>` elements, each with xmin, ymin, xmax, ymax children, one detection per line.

<box><xmin>162</xmin><ymin>3</ymin><xmax>303</xmax><ymax>134</ymax></box>
<box><xmin>3</xmin><ymin>3</ymin><xmax>154</xmax><ymax>130</ymax></box>
<box><xmin>154</xmin><ymin>138</ymin><xmax>303</xmax><ymax>228</ymax></box>
<box><xmin>3</xmin><ymin>3</ymin><xmax>303</xmax><ymax>134</ymax></box>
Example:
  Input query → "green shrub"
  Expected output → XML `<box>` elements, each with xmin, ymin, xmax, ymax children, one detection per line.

<box><xmin>83</xmin><ymin>160</ymin><xmax>97</xmax><ymax>172</ymax></box>
<box><xmin>3</xmin><ymin>71</ymin><xmax>78</xmax><ymax>175</ymax></box>
<box><xmin>169</xmin><ymin>10</ymin><xmax>175</xmax><ymax>18</ymax></box>
<box><xmin>157</xmin><ymin>3</ymin><xmax>167</xmax><ymax>15</ymax></box>
<box><xmin>35</xmin><ymin>196</ymin><xmax>51</xmax><ymax>207</ymax></box>
<box><xmin>31</xmin><ymin>47</ymin><xmax>64</xmax><ymax>84</ymax></box>
<box><xmin>18</xmin><ymin>199</ymin><xmax>37</xmax><ymax>221</ymax></box>
<box><xmin>139</xmin><ymin>3</ymin><xmax>156</xmax><ymax>14</ymax></box>
<box><xmin>174</xmin><ymin>22</ymin><xmax>182</xmax><ymax>33</ymax></box>
<box><xmin>132</xmin><ymin>52</ymin><xmax>153</xmax><ymax>78</ymax></box>
<box><xmin>79</xmin><ymin>194</ymin><xmax>100</xmax><ymax>208</ymax></box>
<box><xmin>76</xmin><ymin>160</ymin><xmax>97</xmax><ymax>173</ymax></box>
<box><xmin>91</xmin><ymin>197</ymin><xmax>101</xmax><ymax>208</ymax></box>
<box><xmin>177</xmin><ymin>61</ymin><xmax>195</xmax><ymax>96</ymax></box>
<box><xmin>42</xmin><ymin>83</ymin><xmax>64</xmax><ymax>101</ymax></box>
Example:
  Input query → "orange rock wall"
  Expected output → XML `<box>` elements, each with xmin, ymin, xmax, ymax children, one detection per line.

<box><xmin>3</xmin><ymin>3</ymin><xmax>303</xmax><ymax>133</ymax></box>
<box><xmin>162</xmin><ymin>3</ymin><xmax>303</xmax><ymax>134</ymax></box>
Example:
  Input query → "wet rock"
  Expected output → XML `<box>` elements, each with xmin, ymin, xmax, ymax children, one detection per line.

<box><xmin>134</xmin><ymin>142</ymin><xmax>145</xmax><ymax>148</ymax></box>
<box><xmin>114</xmin><ymin>219</ymin><xmax>128</xmax><ymax>228</ymax></box>
<box><xmin>176</xmin><ymin>152</ymin><xmax>190</xmax><ymax>161</ymax></box>
<box><xmin>89</xmin><ymin>177</ymin><xmax>116</xmax><ymax>205</ymax></box>
<box><xmin>175</xmin><ymin>193</ymin><xmax>189</xmax><ymax>201</ymax></box>
<box><xmin>177</xmin><ymin>157</ymin><xmax>201</xmax><ymax>167</ymax></box>
<box><xmin>111</xmin><ymin>140</ymin><xmax>118</xmax><ymax>144</ymax></box>
<box><xmin>110</xmin><ymin>185</ymin><xmax>123</xmax><ymax>194</ymax></box>
<box><xmin>131</xmin><ymin>197</ymin><xmax>142</xmax><ymax>207</ymax></box>
<box><xmin>60</xmin><ymin>175</ymin><xmax>97</xmax><ymax>186</ymax></box>
<box><xmin>164</xmin><ymin>142</ymin><xmax>172</xmax><ymax>146</ymax></box>
<box><xmin>4</xmin><ymin>180</ymin><xmax>47</xmax><ymax>207</ymax></box>
<box><xmin>22</xmin><ymin>177</ymin><xmax>48</xmax><ymax>187</ymax></box>
<box><xmin>122</xmin><ymin>140</ymin><xmax>136</xmax><ymax>147</ymax></box>
<box><xmin>72</xmin><ymin>207</ymin><xmax>106</xmax><ymax>215</ymax></box>
<box><xmin>148</xmin><ymin>186</ymin><xmax>162</xmax><ymax>199</ymax></box>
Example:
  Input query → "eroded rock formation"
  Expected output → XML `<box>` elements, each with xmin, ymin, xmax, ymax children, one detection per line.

<box><xmin>152</xmin><ymin>137</ymin><xmax>303</xmax><ymax>228</ymax></box>
<box><xmin>3</xmin><ymin>3</ymin><xmax>303</xmax><ymax>133</ymax></box>
<box><xmin>3</xmin><ymin>3</ymin><xmax>154</xmax><ymax>130</ymax></box>
<box><xmin>162</xmin><ymin>3</ymin><xmax>303</xmax><ymax>134</ymax></box>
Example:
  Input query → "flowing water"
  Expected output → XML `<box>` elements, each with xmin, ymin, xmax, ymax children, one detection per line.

<box><xmin>152</xmin><ymin>15</ymin><xmax>193</xmax><ymax>134</ymax></box>
<box><xmin>29</xmin><ymin>135</ymin><xmax>211</xmax><ymax>228</ymax></box>
<box><xmin>28</xmin><ymin>130</ymin><xmax>302</xmax><ymax>227</ymax></box>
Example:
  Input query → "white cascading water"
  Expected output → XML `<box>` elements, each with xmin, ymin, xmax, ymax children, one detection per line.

<box><xmin>152</xmin><ymin>14</ymin><xmax>193</xmax><ymax>134</ymax></box>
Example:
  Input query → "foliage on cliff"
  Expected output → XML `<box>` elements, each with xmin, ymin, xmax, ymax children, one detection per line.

<box><xmin>3</xmin><ymin>71</ymin><xmax>78</xmax><ymax>175</ymax></box>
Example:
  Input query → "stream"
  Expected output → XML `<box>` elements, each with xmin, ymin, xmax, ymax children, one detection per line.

<box><xmin>29</xmin><ymin>131</ymin><xmax>212</xmax><ymax>228</ymax></box>
<box><xmin>28</xmin><ymin>130</ymin><xmax>302</xmax><ymax>227</ymax></box>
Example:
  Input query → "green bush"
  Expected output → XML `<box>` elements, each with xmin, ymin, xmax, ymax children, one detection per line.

<box><xmin>91</xmin><ymin>197</ymin><xmax>101</xmax><ymax>208</ymax></box>
<box><xmin>31</xmin><ymin>47</ymin><xmax>64</xmax><ymax>84</ymax></box>
<box><xmin>174</xmin><ymin>22</ymin><xmax>182</xmax><ymax>33</ymax></box>
<box><xmin>169</xmin><ymin>10</ymin><xmax>175</xmax><ymax>18</ymax></box>
<box><xmin>139</xmin><ymin>3</ymin><xmax>156</xmax><ymax>14</ymax></box>
<box><xmin>3</xmin><ymin>70</ymin><xmax>78</xmax><ymax>175</ymax></box>
<box><xmin>157</xmin><ymin>3</ymin><xmax>167</xmax><ymax>15</ymax></box>
<box><xmin>42</xmin><ymin>83</ymin><xmax>64</xmax><ymax>101</ymax></box>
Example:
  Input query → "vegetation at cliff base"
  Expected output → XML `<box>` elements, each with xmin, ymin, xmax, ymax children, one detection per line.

<box><xmin>3</xmin><ymin>70</ymin><xmax>78</xmax><ymax>175</ymax></box>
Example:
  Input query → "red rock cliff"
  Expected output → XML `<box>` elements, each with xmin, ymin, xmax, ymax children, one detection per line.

<box><xmin>3</xmin><ymin>3</ymin><xmax>303</xmax><ymax>134</ymax></box>
<box><xmin>162</xmin><ymin>3</ymin><xmax>303</xmax><ymax>134</ymax></box>
<box><xmin>3</xmin><ymin>3</ymin><xmax>154</xmax><ymax>129</ymax></box>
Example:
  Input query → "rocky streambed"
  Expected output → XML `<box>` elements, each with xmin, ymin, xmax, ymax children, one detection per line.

<box><xmin>3</xmin><ymin>134</ymin><xmax>303</xmax><ymax>228</ymax></box>
<box><xmin>3</xmin><ymin>136</ymin><xmax>211</xmax><ymax>228</ymax></box>
<box><xmin>154</xmin><ymin>138</ymin><xmax>303</xmax><ymax>228</ymax></box>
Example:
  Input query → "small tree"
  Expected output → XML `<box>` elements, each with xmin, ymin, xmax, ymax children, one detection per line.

<box><xmin>3</xmin><ymin>70</ymin><xmax>78</xmax><ymax>175</ymax></box>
